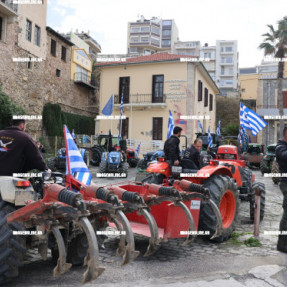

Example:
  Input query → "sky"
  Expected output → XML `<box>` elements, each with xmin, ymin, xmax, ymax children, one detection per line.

<box><xmin>47</xmin><ymin>0</ymin><xmax>287</xmax><ymax>68</ymax></box>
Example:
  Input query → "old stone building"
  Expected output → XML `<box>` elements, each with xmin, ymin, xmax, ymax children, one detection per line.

<box><xmin>0</xmin><ymin>2</ymin><xmax>99</xmax><ymax>138</ymax></box>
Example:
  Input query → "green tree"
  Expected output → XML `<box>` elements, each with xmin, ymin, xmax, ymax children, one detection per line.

<box><xmin>259</xmin><ymin>16</ymin><xmax>287</xmax><ymax>136</ymax></box>
<box><xmin>0</xmin><ymin>86</ymin><xmax>25</xmax><ymax>129</ymax></box>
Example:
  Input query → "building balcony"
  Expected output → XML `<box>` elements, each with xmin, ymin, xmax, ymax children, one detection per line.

<box><xmin>73</xmin><ymin>72</ymin><xmax>96</xmax><ymax>90</ymax></box>
<box><xmin>114</xmin><ymin>94</ymin><xmax>167</xmax><ymax>108</ymax></box>
<box><xmin>0</xmin><ymin>0</ymin><xmax>18</xmax><ymax>18</ymax></box>
<box><xmin>130</xmin><ymin>41</ymin><xmax>160</xmax><ymax>48</ymax></box>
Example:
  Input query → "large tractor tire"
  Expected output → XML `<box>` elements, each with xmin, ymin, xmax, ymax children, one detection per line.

<box><xmin>260</xmin><ymin>159</ymin><xmax>269</xmax><ymax>175</ymax></box>
<box><xmin>99</xmin><ymin>162</ymin><xmax>107</xmax><ymax>173</ymax></box>
<box><xmin>91</xmin><ymin>147</ymin><xmax>103</xmax><ymax>166</ymax></box>
<box><xmin>120</xmin><ymin>162</ymin><xmax>129</xmax><ymax>177</ymax></box>
<box><xmin>128</xmin><ymin>158</ymin><xmax>138</xmax><ymax>168</ymax></box>
<box><xmin>198</xmin><ymin>175</ymin><xmax>239</xmax><ymax>242</ymax></box>
<box><xmin>271</xmin><ymin>159</ymin><xmax>280</xmax><ymax>185</ymax></box>
<box><xmin>240</xmin><ymin>167</ymin><xmax>253</xmax><ymax>201</ymax></box>
<box><xmin>250</xmin><ymin>182</ymin><xmax>265</xmax><ymax>221</ymax></box>
<box><xmin>0</xmin><ymin>198</ymin><xmax>26</xmax><ymax>285</ymax></box>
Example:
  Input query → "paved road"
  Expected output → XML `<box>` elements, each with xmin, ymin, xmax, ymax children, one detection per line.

<box><xmin>7</xmin><ymin>168</ymin><xmax>287</xmax><ymax>286</ymax></box>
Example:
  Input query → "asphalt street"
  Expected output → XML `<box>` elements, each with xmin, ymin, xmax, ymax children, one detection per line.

<box><xmin>7</xmin><ymin>167</ymin><xmax>287</xmax><ymax>287</ymax></box>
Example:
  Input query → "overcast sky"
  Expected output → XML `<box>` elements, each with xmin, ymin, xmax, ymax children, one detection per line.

<box><xmin>47</xmin><ymin>0</ymin><xmax>287</xmax><ymax>68</ymax></box>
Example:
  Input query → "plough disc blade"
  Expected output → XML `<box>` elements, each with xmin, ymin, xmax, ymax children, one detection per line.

<box><xmin>51</xmin><ymin>226</ymin><xmax>72</xmax><ymax>277</ymax></box>
<box><xmin>79</xmin><ymin>217</ymin><xmax>105</xmax><ymax>284</ymax></box>
<box><xmin>207</xmin><ymin>199</ymin><xmax>223</xmax><ymax>240</ymax></box>
<box><xmin>139</xmin><ymin>208</ymin><xmax>161</xmax><ymax>257</ymax></box>
<box><xmin>113</xmin><ymin>210</ymin><xmax>139</xmax><ymax>265</ymax></box>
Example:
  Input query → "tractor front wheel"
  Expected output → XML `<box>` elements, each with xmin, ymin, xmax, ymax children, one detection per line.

<box><xmin>0</xmin><ymin>198</ymin><xmax>26</xmax><ymax>284</ymax></box>
<box><xmin>271</xmin><ymin>159</ymin><xmax>280</xmax><ymax>185</ymax></box>
<box><xmin>198</xmin><ymin>175</ymin><xmax>239</xmax><ymax>242</ymax></box>
<box><xmin>250</xmin><ymin>182</ymin><xmax>265</xmax><ymax>221</ymax></box>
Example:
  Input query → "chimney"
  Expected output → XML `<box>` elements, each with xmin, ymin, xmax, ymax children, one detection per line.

<box><xmin>204</xmin><ymin>43</ymin><xmax>208</xmax><ymax>47</ymax></box>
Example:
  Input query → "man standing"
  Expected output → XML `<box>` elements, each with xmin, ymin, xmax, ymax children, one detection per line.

<box><xmin>182</xmin><ymin>138</ymin><xmax>203</xmax><ymax>169</ymax></box>
<box><xmin>0</xmin><ymin>119</ymin><xmax>48</xmax><ymax>176</ymax></box>
<box><xmin>276</xmin><ymin>126</ymin><xmax>287</xmax><ymax>253</ymax></box>
<box><xmin>164</xmin><ymin>126</ymin><xmax>182</xmax><ymax>166</ymax></box>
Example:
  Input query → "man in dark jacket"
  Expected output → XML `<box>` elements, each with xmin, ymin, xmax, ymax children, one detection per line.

<box><xmin>182</xmin><ymin>138</ymin><xmax>203</xmax><ymax>169</ymax></box>
<box><xmin>164</xmin><ymin>126</ymin><xmax>182</xmax><ymax>165</ymax></box>
<box><xmin>0</xmin><ymin>119</ymin><xmax>48</xmax><ymax>176</ymax></box>
<box><xmin>276</xmin><ymin>126</ymin><xmax>287</xmax><ymax>253</ymax></box>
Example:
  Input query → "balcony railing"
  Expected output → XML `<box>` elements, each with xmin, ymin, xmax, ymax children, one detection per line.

<box><xmin>114</xmin><ymin>94</ymin><xmax>166</xmax><ymax>105</ymax></box>
<box><xmin>257</xmin><ymin>105</ymin><xmax>278</xmax><ymax>109</ymax></box>
<box><xmin>0</xmin><ymin>0</ymin><xmax>18</xmax><ymax>15</ymax></box>
<box><xmin>74</xmin><ymin>72</ymin><xmax>96</xmax><ymax>89</ymax></box>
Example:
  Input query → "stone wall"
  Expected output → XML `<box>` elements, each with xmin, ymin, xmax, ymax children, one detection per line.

<box><xmin>0</xmin><ymin>20</ymin><xmax>98</xmax><ymax>139</ymax></box>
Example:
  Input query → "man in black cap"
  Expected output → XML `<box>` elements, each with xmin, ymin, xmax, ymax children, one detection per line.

<box><xmin>276</xmin><ymin>126</ymin><xmax>287</xmax><ymax>253</ymax></box>
<box><xmin>0</xmin><ymin>119</ymin><xmax>48</xmax><ymax>176</ymax></box>
<box><xmin>164</xmin><ymin>126</ymin><xmax>182</xmax><ymax>166</ymax></box>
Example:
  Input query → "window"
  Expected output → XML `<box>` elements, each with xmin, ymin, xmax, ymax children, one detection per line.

<box><xmin>225</xmin><ymin>80</ymin><xmax>233</xmax><ymax>85</ymax></box>
<box><xmin>34</xmin><ymin>25</ymin><xmax>41</xmax><ymax>46</ymax></box>
<box><xmin>130</xmin><ymin>36</ymin><xmax>139</xmax><ymax>43</ymax></box>
<box><xmin>152</xmin><ymin>75</ymin><xmax>164</xmax><ymax>102</ymax></box>
<box><xmin>162</xmin><ymin>40</ymin><xmax>171</xmax><ymax>46</ymax></box>
<box><xmin>151</xmin><ymin>26</ymin><xmax>160</xmax><ymax>35</ymax></box>
<box><xmin>0</xmin><ymin>17</ymin><xmax>3</xmax><ymax>40</ymax></box>
<box><xmin>198</xmin><ymin>80</ymin><xmax>203</xmax><ymax>101</ymax></box>
<box><xmin>221</xmin><ymin>66</ymin><xmax>224</xmax><ymax>75</ymax></box>
<box><xmin>56</xmin><ymin>69</ymin><xmax>61</xmax><ymax>77</ymax></box>
<box><xmin>162</xmin><ymin>20</ymin><xmax>172</xmax><ymax>26</ymax></box>
<box><xmin>51</xmin><ymin>39</ymin><xmax>56</xmax><ymax>56</ymax></box>
<box><xmin>130</xmin><ymin>27</ymin><xmax>140</xmax><ymax>33</ymax></box>
<box><xmin>225</xmin><ymin>46</ymin><xmax>233</xmax><ymax>52</ymax></box>
<box><xmin>61</xmin><ymin>46</ymin><xmax>66</xmax><ymax>61</ymax></box>
<box><xmin>209</xmin><ymin>94</ymin><xmax>213</xmax><ymax>111</ymax></box>
<box><xmin>162</xmin><ymin>30</ymin><xmax>171</xmax><ymax>36</ymax></box>
<box><xmin>228</xmin><ymin>67</ymin><xmax>233</xmax><ymax>75</ymax></box>
<box><xmin>129</xmin><ymin>47</ymin><xmax>138</xmax><ymax>53</ymax></box>
<box><xmin>204</xmin><ymin>88</ymin><xmax>208</xmax><ymax>107</ymax></box>
<box><xmin>221</xmin><ymin>80</ymin><xmax>225</xmax><ymax>86</ymax></box>
<box><xmin>140</xmin><ymin>26</ymin><xmax>150</xmax><ymax>32</ymax></box>
<box><xmin>221</xmin><ymin>47</ymin><xmax>224</xmax><ymax>52</ymax></box>
<box><xmin>141</xmin><ymin>36</ymin><xmax>149</xmax><ymax>42</ymax></box>
<box><xmin>226</xmin><ymin>57</ymin><xmax>233</xmax><ymax>63</ymax></box>
<box><xmin>119</xmin><ymin>77</ymin><xmax>130</xmax><ymax>104</ymax></box>
<box><xmin>152</xmin><ymin>117</ymin><xmax>163</xmax><ymax>140</ymax></box>
<box><xmin>26</xmin><ymin>19</ymin><xmax>32</xmax><ymax>42</ymax></box>
<box><xmin>151</xmin><ymin>37</ymin><xmax>160</xmax><ymax>45</ymax></box>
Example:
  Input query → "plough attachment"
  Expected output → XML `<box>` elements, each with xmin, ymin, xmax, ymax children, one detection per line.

<box><xmin>66</xmin><ymin>175</ymin><xmax>140</xmax><ymax>264</ymax></box>
<box><xmin>6</xmin><ymin>183</ymin><xmax>105</xmax><ymax>284</ymax></box>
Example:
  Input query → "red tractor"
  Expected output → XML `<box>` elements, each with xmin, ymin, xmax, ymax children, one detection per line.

<box><xmin>142</xmin><ymin>144</ymin><xmax>265</xmax><ymax>242</ymax></box>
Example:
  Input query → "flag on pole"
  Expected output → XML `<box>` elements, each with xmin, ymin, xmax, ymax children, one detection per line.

<box><xmin>198</xmin><ymin>120</ymin><xmax>204</xmax><ymax>133</ymax></box>
<box><xmin>63</xmin><ymin>125</ymin><xmax>91</xmax><ymax>185</ymax></box>
<box><xmin>216</xmin><ymin>119</ymin><xmax>221</xmax><ymax>136</ymax></box>
<box><xmin>240</xmin><ymin>103</ymin><xmax>267</xmax><ymax>136</ymax></box>
<box><xmin>71</xmin><ymin>129</ymin><xmax>75</xmax><ymax>139</ymax></box>
<box><xmin>136</xmin><ymin>142</ymin><xmax>141</xmax><ymax>157</ymax></box>
<box><xmin>119</xmin><ymin>95</ymin><xmax>124</xmax><ymax>136</ymax></box>
<box><xmin>102</xmin><ymin>95</ymin><xmax>114</xmax><ymax>116</ymax></box>
<box><xmin>208</xmin><ymin>127</ymin><xmax>213</xmax><ymax>148</ymax></box>
<box><xmin>167</xmin><ymin>110</ymin><xmax>174</xmax><ymax>139</ymax></box>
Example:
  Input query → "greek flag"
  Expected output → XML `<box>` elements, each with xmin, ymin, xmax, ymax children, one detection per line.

<box><xmin>119</xmin><ymin>95</ymin><xmax>124</xmax><ymax>136</ymax></box>
<box><xmin>208</xmin><ymin>127</ymin><xmax>213</xmax><ymax>148</ymax></box>
<box><xmin>63</xmin><ymin>125</ymin><xmax>91</xmax><ymax>185</ymax></box>
<box><xmin>72</xmin><ymin>129</ymin><xmax>75</xmax><ymax>139</ymax></box>
<box><xmin>216</xmin><ymin>119</ymin><xmax>221</xmax><ymax>136</ymax></box>
<box><xmin>167</xmin><ymin>110</ymin><xmax>174</xmax><ymax>139</ymax></box>
<box><xmin>136</xmin><ymin>142</ymin><xmax>141</xmax><ymax>157</ymax></box>
<box><xmin>240</xmin><ymin>103</ymin><xmax>267</xmax><ymax>136</ymax></box>
<box><xmin>242</xmin><ymin>127</ymin><xmax>248</xmax><ymax>144</ymax></box>
<box><xmin>198</xmin><ymin>120</ymin><xmax>204</xmax><ymax>133</ymax></box>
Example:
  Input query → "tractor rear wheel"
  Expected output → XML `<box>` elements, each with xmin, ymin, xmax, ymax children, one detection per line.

<box><xmin>250</xmin><ymin>182</ymin><xmax>265</xmax><ymax>221</ymax></box>
<box><xmin>198</xmin><ymin>175</ymin><xmax>239</xmax><ymax>242</ymax></box>
<box><xmin>271</xmin><ymin>159</ymin><xmax>280</xmax><ymax>184</ymax></box>
<box><xmin>99</xmin><ymin>162</ymin><xmax>107</xmax><ymax>173</ymax></box>
<box><xmin>120</xmin><ymin>162</ymin><xmax>129</xmax><ymax>177</ymax></box>
<box><xmin>137</xmin><ymin>159</ymin><xmax>147</xmax><ymax>170</ymax></box>
<box><xmin>91</xmin><ymin>147</ymin><xmax>103</xmax><ymax>166</ymax></box>
<box><xmin>240</xmin><ymin>167</ymin><xmax>253</xmax><ymax>201</ymax></box>
<box><xmin>128</xmin><ymin>158</ymin><xmax>138</xmax><ymax>168</ymax></box>
<box><xmin>0</xmin><ymin>198</ymin><xmax>26</xmax><ymax>285</ymax></box>
<box><xmin>260</xmin><ymin>159</ymin><xmax>269</xmax><ymax>175</ymax></box>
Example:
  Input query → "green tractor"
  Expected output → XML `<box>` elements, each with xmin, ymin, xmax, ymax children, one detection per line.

<box><xmin>260</xmin><ymin>144</ymin><xmax>276</xmax><ymax>175</ymax></box>
<box><xmin>240</xmin><ymin>143</ymin><xmax>264</xmax><ymax>169</ymax></box>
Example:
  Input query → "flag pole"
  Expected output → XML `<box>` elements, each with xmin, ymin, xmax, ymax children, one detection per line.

<box><xmin>63</xmin><ymin>125</ymin><xmax>72</xmax><ymax>189</ymax></box>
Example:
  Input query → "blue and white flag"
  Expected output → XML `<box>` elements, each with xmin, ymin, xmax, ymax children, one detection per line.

<box><xmin>64</xmin><ymin>125</ymin><xmax>91</xmax><ymax>185</ymax></box>
<box><xmin>102</xmin><ymin>95</ymin><xmax>113</xmax><ymax>116</ymax></box>
<box><xmin>135</xmin><ymin>142</ymin><xmax>141</xmax><ymax>157</ymax></box>
<box><xmin>216</xmin><ymin>119</ymin><xmax>221</xmax><ymax>136</ymax></box>
<box><xmin>71</xmin><ymin>129</ymin><xmax>75</xmax><ymax>139</ymax></box>
<box><xmin>198</xmin><ymin>120</ymin><xmax>204</xmax><ymax>133</ymax></box>
<box><xmin>208</xmin><ymin>127</ymin><xmax>213</xmax><ymax>148</ymax></box>
<box><xmin>240</xmin><ymin>103</ymin><xmax>267</xmax><ymax>136</ymax></box>
<box><xmin>120</xmin><ymin>95</ymin><xmax>124</xmax><ymax>118</ymax></box>
<box><xmin>167</xmin><ymin>110</ymin><xmax>174</xmax><ymax>139</ymax></box>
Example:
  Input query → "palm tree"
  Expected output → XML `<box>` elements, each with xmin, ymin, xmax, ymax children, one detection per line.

<box><xmin>259</xmin><ymin>16</ymin><xmax>287</xmax><ymax>136</ymax></box>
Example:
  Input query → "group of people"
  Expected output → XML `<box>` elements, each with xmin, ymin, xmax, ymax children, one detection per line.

<box><xmin>1</xmin><ymin>121</ymin><xmax>287</xmax><ymax>253</ymax></box>
<box><xmin>164</xmin><ymin>126</ymin><xmax>203</xmax><ymax>170</ymax></box>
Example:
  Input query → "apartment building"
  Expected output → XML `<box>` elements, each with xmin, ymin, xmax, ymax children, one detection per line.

<box><xmin>127</xmin><ymin>16</ymin><xmax>179</xmax><ymax>55</ymax></box>
<box><xmin>173</xmin><ymin>41</ymin><xmax>201</xmax><ymax>57</ymax></box>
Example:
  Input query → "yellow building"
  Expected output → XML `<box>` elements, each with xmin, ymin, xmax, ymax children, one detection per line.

<box><xmin>95</xmin><ymin>53</ymin><xmax>220</xmax><ymax>151</ymax></box>
<box><xmin>239</xmin><ymin>73</ymin><xmax>261</xmax><ymax>100</ymax></box>
<box><xmin>71</xmin><ymin>48</ymin><xmax>93</xmax><ymax>87</ymax></box>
